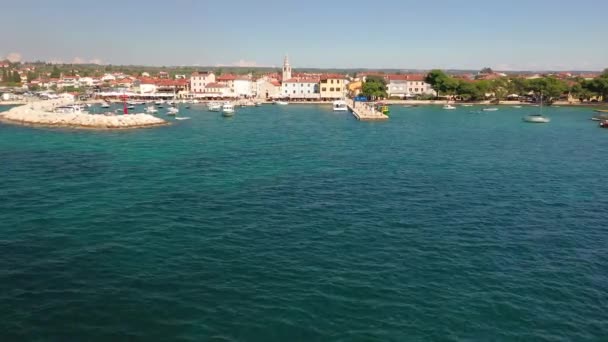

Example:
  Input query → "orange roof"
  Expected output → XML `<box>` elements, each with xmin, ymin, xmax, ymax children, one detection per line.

<box><xmin>320</xmin><ymin>74</ymin><xmax>346</xmax><ymax>80</ymax></box>
<box><xmin>217</xmin><ymin>74</ymin><xmax>236</xmax><ymax>81</ymax></box>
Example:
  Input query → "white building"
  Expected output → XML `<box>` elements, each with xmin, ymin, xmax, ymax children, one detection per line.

<box><xmin>234</xmin><ymin>76</ymin><xmax>253</xmax><ymax>97</ymax></box>
<box><xmin>139</xmin><ymin>81</ymin><xmax>157</xmax><ymax>94</ymax></box>
<box><xmin>101</xmin><ymin>73</ymin><xmax>116</xmax><ymax>82</ymax></box>
<box><xmin>387</xmin><ymin>74</ymin><xmax>435</xmax><ymax>98</ymax></box>
<box><xmin>204</xmin><ymin>82</ymin><xmax>231</xmax><ymax>97</ymax></box>
<box><xmin>190</xmin><ymin>71</ymin><xmax>215</xmax><ymax>94</ymax></box>
<box><xmin>281</xmin><ymin>78</ymin><xmax>320</xmax><ymax>99</ymax></box>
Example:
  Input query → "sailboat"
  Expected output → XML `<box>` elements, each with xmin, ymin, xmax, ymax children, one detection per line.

<box><xmin>523</xmin><ymin>91</ymin><xmax>550</xmax><ymax>123</ymax></box>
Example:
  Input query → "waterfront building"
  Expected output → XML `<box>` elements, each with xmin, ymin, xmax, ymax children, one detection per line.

<box><xmin>204</xmin><ymin>82</ymin><xmax>230</xmax><ymax>97</ymax></box>
<box><xmin>256</xmin><ymin>77</ymin><xmax>281</xmax><ymax>99</ymax></box>
<box><xmin>234</xmin><ymin>75</ymin><xmax>253</xmax><ymax>97</ymax></box>
<box><xmin>281</xmin><ymin>78</ymin><xmax>320</xmax><ymax>99</ymax></box>
<box><xmin>320</xmin><ymin>74</ymin><xmax>346</xmax><ymax>100</ymax></box>
<box><xmin>387</xmin><ymin>74</ymin><xmax>434</xmax><ymax>98</ymax></box>
<box><xmin>101</xmin><ymin>73</ymin><xmax>116</xmax><ymax>82</ymax></box>
<box><xmin>190</xmin><ymin>71</ymin><xmax>216</xmax><ymax>93</ymax></box>
<box><xmin>217</xmin><ymin>74</ymin><xmax>236</xmax><ymax>91</ymax></box>
<box><xmin>159</xmin><ymin>71</ymin><xmax>169</xmax><ymax>79</ymax></box>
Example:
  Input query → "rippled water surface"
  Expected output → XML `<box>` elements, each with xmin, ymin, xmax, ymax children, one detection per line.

<box><xmin>1</xmin><ymin>104</ymin><xmax>607</xmax><ymax>341</ymax></box>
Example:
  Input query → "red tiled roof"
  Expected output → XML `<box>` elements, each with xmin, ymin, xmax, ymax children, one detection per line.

<box><xmin>217</xmin><ymin>74</ymin><xmax>236</xmax><ymax>81</ymax></box>
<box><xmin>270</xmin><ymin>80</ymin><xmax>281</xmax><ymax>87</ymax></box>
<box><xmin>284</xmin><ymin>77</ymin><xmax>319</xmax><ymax>83</ymax></box>
<box><xmin>320</xmin><ymin>74</ymin><xmax>346</xmax><ymax>80</ymax></box>
<box><xmin>387</xmin><ymin>74</ymin><xmax>426</xmax><ymax>81</ymax></box>
<box><xmin>206</xmin><ymin>82</ymin><xmax>227</xmax><ymax>88</ymax></box>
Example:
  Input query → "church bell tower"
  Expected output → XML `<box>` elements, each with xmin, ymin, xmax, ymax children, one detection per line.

<box><xmin>282</xmin><ymin>55</ymin><xmax>292</xmax><ymax>81</ymax></box>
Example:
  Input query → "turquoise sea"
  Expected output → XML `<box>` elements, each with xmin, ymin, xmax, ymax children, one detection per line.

<box><xmin>1</xmin><ymin>103</ymin><xmax>607</xmax><ymax>341</ymax></box>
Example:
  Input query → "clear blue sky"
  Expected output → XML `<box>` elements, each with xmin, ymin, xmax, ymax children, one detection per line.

<box><xmin>1</xmin><ymin>0</ymin><xmax>607</xmax><ymax>71</ymax></box>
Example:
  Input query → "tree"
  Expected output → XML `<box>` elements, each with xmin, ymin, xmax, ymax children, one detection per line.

<box><xmin>12</xmin><ymin>71</ymin><xmax>21</xmax><ymax>83</ymax></box>
<box><xmin>440</xmin><ymin>77</ymin><xmax>460</xmax><ymax>98</ymax></box>
<box><xmin>27</xmin><ymin>71</ymin><xmax>37</xmax><ymax>82</ymax></box>
<box><xmin>457</xmin><ymin>81</ymin><xmax>485</xmax><ymax>101</ymax></box>
<box><xmin>507</xmin><ymin>77</ymin><xmax>528</xmax><ymax>96</ymax></box>
<box><xmin>425</xmin><ymin>69</ymin><xmax>449</xmax><ymax>98</ymax></box>
<box><xmin>50</xmin><ymin>65</ymin><xmax>61</xmax><ymax>78</ymax></box>
<box><xmin>490</xmin><ymin>77</ymin><xmax>510</xmax><ymax>103</ymax></box>
<box><xmin>526</xmin><ymin>77</ymin><xmax>568</xmax><ymax>103</ymax></box>
<box><xmin>361</xmin><ymin>75</ymin><xmax>388</xmax><ymax>99</ymax></box>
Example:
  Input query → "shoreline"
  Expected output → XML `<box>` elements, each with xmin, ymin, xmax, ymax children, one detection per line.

<box><xmin>0</xmin><ymin>116</ymin><xmax>169</xmax><ymax>130</ymax></box>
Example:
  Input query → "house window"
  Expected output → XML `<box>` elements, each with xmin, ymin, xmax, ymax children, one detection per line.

<box><xmin>300</xmin><ymin>84</ymin><xmax>303</xmax><ymax>87</ymax></box>
<box><xmin>415</xmin><ymin>88</ymin><xmax>419</xmax><ymax>92</ymax></box>
<box><xmin>322</xmin><ymin>87</ymin><xmax>326</xmax><ymax>91</ymax></box>
<box><xmin>293</xmin><ymin>90</ymin><xmax>296</xmax><ymax>94</ymax></box>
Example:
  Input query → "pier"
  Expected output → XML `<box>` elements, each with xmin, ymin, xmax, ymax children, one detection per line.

<box><xmin>346</xmin><ymin>99</ymin><xmax>389</xmax><ymax>121</ymax></box>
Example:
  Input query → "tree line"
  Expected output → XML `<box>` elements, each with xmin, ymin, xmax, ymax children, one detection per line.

<box><xmin>424</xmin><ymin>69</ymin><xmax>608</xmax><ymax>103</ymax></box>
<box><xmin>360</xmin><ymin>69</ymin><xmax>608</xmax><ymax>103</ymax></box>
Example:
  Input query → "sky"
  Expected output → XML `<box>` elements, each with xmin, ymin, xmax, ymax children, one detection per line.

<box><xmin>1</xmin><ymin>0</ymin><xmax>607</xmax><ymax>71</ymax></box>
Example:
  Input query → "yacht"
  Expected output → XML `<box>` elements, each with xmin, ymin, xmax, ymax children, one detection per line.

<box><xmin>167</xmin><ymin>107</ymin><xmax>179</xmax><ymax>116</ymax></box>
<box><xmin>523</xmin><ymin>91</ymin><xmax>550</xmax><ymax>123</ymax></box>
<box><xmin>332</xmin><ymin>100</ymin><xmax>348</xmax><ymax>111</ymax></box>
<box><xmin>222</xmin><ymin>103</ymin><xmax>235</xmax><ymax>116</ymax></box>
<box><xmin>275</xmin><ymin>101</ymin><xmax>288</xmax><ymax>105</ymax></box>
<box><xmin>208</xmin><ymin>102</ymin><xmax>222</xmax><ymax>112</ymax></box>
<box><xmin>443</xmin><ymin>104</ymin><xmax>456</xmax><ymax>110</ymax></box>
<box><xmin>482</xmin><ymin>107</ymin><xmax>499</xmax><ymax>112</ymax></box>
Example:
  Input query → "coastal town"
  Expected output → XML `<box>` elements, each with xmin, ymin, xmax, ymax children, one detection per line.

<box><xmin>1</xmin><ymin>56</ymin><xmax>607</xmax><ymax>105</ymax></box>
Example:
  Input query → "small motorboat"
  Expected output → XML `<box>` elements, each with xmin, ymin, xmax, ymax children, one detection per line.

<box><xmin>482</xmin><ymin>108</ymin><xmax>499</xmax><ymax>112</ymax></box>
<box><xmin>600</xmin><ymin>120</ymin><xmax>608</xmax><ymax>128</ymax></box>
<box><xmin>461</xmin><ymin>104</ymin><xmax>473</xmax><ymax>107</ymax></box>
<box><xmin>167</xmin><ymin>107</ymin><xmax>179</xmax><ymax>116</ymax></box>
<box><xmin>145</xmin><ymin>106</ymin><xmax>158</xmax><ymax>114</ymax></box>
<box><xmin>255</xmin><ymin>102</ymin><xmax>262</xmax><ymax>107</ymax></box>
<box><xmin>512</xmin><ymin>106</ymin><xmax>522</xmax><ymax>108</ymax></box>
<box><xmin>523</xmin><ymin>114</ymin><xmax>550</xmax><ymax>123</ymax></box>
<box><xmin>127</xmin><ymin>105</ymin><xmax>135</xmax><ymax>110</ymax></box>
<box><xmin>101</xmin><ymin>102</ymin><xmax>110</xmax><ymax>108</ymax></box>
<box><xmin>208</xmin><ymin>102</ymin><xmax>222</xmax><ymax>112</ymax></box>
<box><xmin>443</xmin><ymin>104</ymin><xmax>456</xmax><ymax>110</ymax></box>
<box><xmin>275</xmin><ymin>101</ymin><xmax>288</xmax><ymax>105</ymax></box>
<box><xmin>175</xmin><ymin>117</ymin><xmax>190</xmax><ymax>121</ymax></box>
<box><xmin>222</xmin><ymin>103</ymin><xmax>235</xmax><ymax>116</ymax></box>
<box><xmin>332</xmin><ymin>100</ymin><xmax>348</xmax><ymax>111</ymax></box>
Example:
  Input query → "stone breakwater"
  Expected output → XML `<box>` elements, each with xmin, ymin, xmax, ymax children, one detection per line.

<box><xmin>0</xmin><ymin>100</ymin><xmax>168</xmax><ymax>129</ymax></box>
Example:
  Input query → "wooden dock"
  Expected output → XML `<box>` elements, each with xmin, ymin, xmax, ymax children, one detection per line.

<box><xmin>346</xmin><ymin>99</ymin><xmax>389</xmax><ymax>121</ymax></box>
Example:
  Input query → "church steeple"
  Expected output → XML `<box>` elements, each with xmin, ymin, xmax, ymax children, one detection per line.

<box><xmin>282</xmin><ymin>54</ymin><xmax>292</xmax><ymax>81</ymax></box>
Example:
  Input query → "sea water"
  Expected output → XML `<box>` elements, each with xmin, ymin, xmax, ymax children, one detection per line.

<box><xmin>1</xmin><ymin>104</ymin><xmax>607</xmax><ymax>340</ymax></box>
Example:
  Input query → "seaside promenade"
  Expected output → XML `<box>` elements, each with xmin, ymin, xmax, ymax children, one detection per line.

<box><xmin>346</xmin><ymin>99</ymin><xmax>389</xmax><ymax>121</ymax></box>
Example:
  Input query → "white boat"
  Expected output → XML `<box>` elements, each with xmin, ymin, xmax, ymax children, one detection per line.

<box><xmin>462</xmin><ymin>104</ymin><xmax>473</xmax><ymax>107</ymax></box>
<box><xmin>222</xmin><ymin>103</ymin><xmax>235</xmax><ymax>116</ymax></box>
<box><xmin>512</xmin><ymin>105</ymin><xmax>522</xmax><ymax>108</ymax></box>
<box><xmin>145</xmin><ymin>106</ymin><xmax>158</xmax><ymax>114</ymax></box>
<box><xmin>175</xmin><ymin>117</ymin><xmax>190</xmax><ymax>120</ymax></box>
<box><xmin>127</xmin><ymin>105</ymin><xmax>135</xmax><ymax>110</ymax></box>
<box><xmin>193</xmin><ymin>100</ymin><xmax>200</xmax><ymax>104</ymax></box>
<box><xmin>167</xmin><ymin>107</ymin><xmax>179</xmax><ymax>116</ymax></box>
<box><xmin>332</xmin><ymin>100</ymin><xmax>348</xmax><ymax>111</ymax></box>
<box><xmin>155</xmin><ymin>99</ymin><xmax>165</xmax><ymax>106</ymax></box>
<box><xmin>275</xmin><ymin>101</ymin><xmax>288</xmax><ymax>105</ymax></box>
<box><xmin>482</xmin><ymin>107</ymin><xmax>499</xmax><ymax>112</ymax></box>
<box><xmin>255</xmin><ymin>102</ymin><xmax>262</xmax><ymax>107</ymax></box>
<box><xmin>208</xmin><ymin>102</ymin><xmax>222</xmax><ymax>112</ymax></box>
<box><xmin>523</xmin><ymin>91</ymin><xmax>550</xmax><ymax>123</ymax></box>
<box><xmin>101</xmin><ymin>102</ymin><xmax>110</xmax><ymax>108</ymax></box>
<box><xmin>443</xmin><ymin>104</ymin><xmax>456</xmax><ymax>110</ymax></box>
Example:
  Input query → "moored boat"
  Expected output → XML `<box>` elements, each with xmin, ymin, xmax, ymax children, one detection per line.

<box><xmin>482</xmin><ymin>107</ymin><xmax>499</xmax><ymax>112</ymax></box>
<box><xmin>167</xmin><ymin>107</ymin><xmax>178</xmax><ymax>116</ymax></box>
<box><xmin>600</xmin><ymin>120</ymin><xmax>608</xmax><ymax>128</ymax></box>
<box><xmin>523</xmin><ymin>91</ymin><xmax>550</xmax><ymax>123</ymax></box>
<box><xmin>332</xmin><ymin>100</ymin><xmax>348</xmax><ymax>111</ymax></box>
<box><xmin>222</xmin><ymin>103</ymin><xmax>235</xmax><ymax>116</ymax></box>
<box><xmin>443</xmin><ymin>104</ymin><xmax>456</xmax><ymax>110</ymax></box>
<box><xmin>208</xmin><ymin>102</ymin><xmax>222</xmax><ymax>112</ymax></box>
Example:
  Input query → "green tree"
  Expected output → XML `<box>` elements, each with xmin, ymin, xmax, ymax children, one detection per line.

<box><xmin>12</xmin><ymin>71</ymin><xmax>21</xmax><ymax>83</ymax></box>
<box><xmin>50</xmin><ymin>65</ymin><xmax>61</xmax><ymax>78</ymax></box>
<box><xmin>425</xmin><ymin>69</ymin><xmax>449</xmax><ymax>97</ymax></box>
<box><xmin>526</xmin><ymin>77</ymin><xmax>568</xmax><ymax>102</ymax></box>
<box><xmin>507</xmin><ymin>77</ymin><xmax>528</xmax><ymax>96</ymax></box>
<box><xmin>361</xmin><ymin>75</ymin><xmax>388</xmax><ymax>99</ymax></box>
<box><xmin>490</xmin><ymin>77</ymin><xmax>510</xmax><ymax>103</ymax></box>
<box><xmin>457</xmin><ymin>81</ymin><xmax>488</xmax><ymax>101</ymax></box>
<box><xmin>27</xmin><ymin>71</ymin><xmax>37</xmax><ymax>82</ymax></box>
<box><xmin>440</xmin><ymin>77</ymin><xmax>460</xmax><ymax>98</ymax></box>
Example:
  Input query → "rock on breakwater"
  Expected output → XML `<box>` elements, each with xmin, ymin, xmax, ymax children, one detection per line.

<box><xmin>0</xmin><ymin>100</ymin><xmax>168</xmax><ymax>129</ymax></box>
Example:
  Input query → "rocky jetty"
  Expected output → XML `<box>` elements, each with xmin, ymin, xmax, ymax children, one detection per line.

<box><xmin>0</xmin><ymin>100</ymin><xmax>168</xmax><ymax>129</ymax></box>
